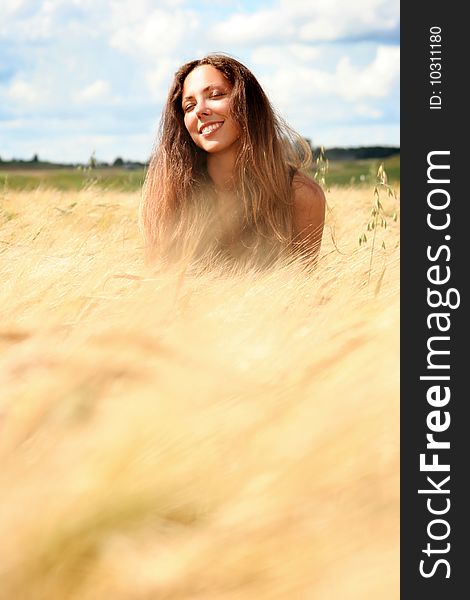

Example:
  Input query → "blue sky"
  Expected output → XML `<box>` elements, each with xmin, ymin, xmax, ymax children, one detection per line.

<box><xmin>0</xmin><ymin>0</ymin><xmax>399</xmax><ymax>163</ymax></box>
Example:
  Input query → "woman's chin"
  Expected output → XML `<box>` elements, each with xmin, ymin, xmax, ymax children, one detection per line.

<box><xmin>201</xmin><ymin>142</ymin><xmax>224</xmax><ymax>154</ymax></box>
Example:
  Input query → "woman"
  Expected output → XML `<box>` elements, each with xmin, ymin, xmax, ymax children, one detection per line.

<box><xmin>141</xmin><ymin>54</ymin><xmax>325</xmax><ymax>265</ymax></box>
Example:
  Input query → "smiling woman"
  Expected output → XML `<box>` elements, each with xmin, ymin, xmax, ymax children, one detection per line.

<box><xmin>141</xmin><ymin>54</ymin><xmax>325</xmax><ymax>265</ymax></box>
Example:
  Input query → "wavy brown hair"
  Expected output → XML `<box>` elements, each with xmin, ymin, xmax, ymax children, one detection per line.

<box><xmin>140</xmin><ymin>54</ymin><xmax>312</xmax><ymax>261</ymax></box>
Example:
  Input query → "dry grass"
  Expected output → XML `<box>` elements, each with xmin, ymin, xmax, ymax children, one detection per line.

<box><xmin>0</xmin><ymin>184</ymin><xmax>399</xmax><ymax>599</ymax></box>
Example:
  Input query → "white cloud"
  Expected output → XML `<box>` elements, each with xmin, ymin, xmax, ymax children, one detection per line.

<box><xmin>251</xmin><ymin>44</ymin><xmax>320</xmax><ymax>65</ymax></box>
<box><xmin>248</xmin><ymin>43</ymin><xmax>398</xmax><ymax>148</ymax></box>
<box><xmin>210</xmin><ymin>10</ymin><xmax>294</xmax><ymax>45</ymax></box>
<box><xmin>255</xmin><ymin>45</ymin><xmax>398</xmax><ymax>110</ymax></box>
<box><xmin>355</xmin><ymin>104</ymin><xmax>383</xmax><ymax>119</ymax></box>
<box><xmin>336</xmin><ymin>46</ymin><xmax>399</xmax><ymax>99</ymax></box>
<box><xmin>211</xmin><ymin>0</ymin><xmax>399</xmax><ymax>45</ymax></box>
<box><xmin>109</xmin><ymin>8</ymin><xmax>199</xmax><ymax>58</ymax></box>
<box><xmin>144</xmin><ymin>58</ymin><xmax>182</xmax><ymax>102</ymax></box>
<box><xmin>107</xmin><ymin>5</ymin><xmax>201</xmax><ymax>99</ymax></box>
<box><xmin>6</xmin><ymin>79</ymin><xmax>42</xmax><ymax>105</ymax></box>
<box><xmin>1</xmin><ymin>0</ymin><xmax>106</xmax><ymax>41</ymax></box>
<box><xmin>4</xmin><ymin>0</ymin><xmax>29</xmax><ymax>15</ymax></box>
<box><xmin>76</xmin><ymin>80</ymin><xmax>112</xmax><ymax>104</ymax></box>
<box><xmin>296</xmin><ymin>0</ymin><xmax>399</xmax><ymax>42</ymax></box>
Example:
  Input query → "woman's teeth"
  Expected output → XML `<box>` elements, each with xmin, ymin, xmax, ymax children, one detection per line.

<box><xmin>202</xmin><ymin>122</ymin><xmax>222</xmax><ymax>135</ymax></box>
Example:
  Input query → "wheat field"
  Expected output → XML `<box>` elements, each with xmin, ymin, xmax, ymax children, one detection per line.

<box><xmin>0</xmin><ymin>182</ymin><xmax>399</xmax><ymax>599</ymax></box>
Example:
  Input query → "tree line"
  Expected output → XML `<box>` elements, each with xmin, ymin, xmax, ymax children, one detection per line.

<box><xmin>0</xmin><ymin>145</ymin><xmax>399</xmax><ymax>170</ymax></box>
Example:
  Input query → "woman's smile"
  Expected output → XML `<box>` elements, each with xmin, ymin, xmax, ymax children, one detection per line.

<box><xmin>199</xmin><ymin>121</ymin><xmax>224</xmax><ymax>136</ymax></box>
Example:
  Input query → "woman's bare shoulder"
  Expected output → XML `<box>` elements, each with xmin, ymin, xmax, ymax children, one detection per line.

<box><xmin>291</xmin><ymin>171</ymin><xmax>326</xmax><ymax>241</ymax></box>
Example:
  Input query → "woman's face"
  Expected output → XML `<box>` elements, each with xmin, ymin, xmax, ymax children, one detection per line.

<box><xmin>182</xmin><ymin>65</ymin><xmax>240</xmax><ymax>155</ymax></box>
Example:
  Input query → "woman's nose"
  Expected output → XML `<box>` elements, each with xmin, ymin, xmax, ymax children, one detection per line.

<box><xmin>195</xmin><ymin>99</ymin><xmax>211</xmax><ymax>117</ymax></box>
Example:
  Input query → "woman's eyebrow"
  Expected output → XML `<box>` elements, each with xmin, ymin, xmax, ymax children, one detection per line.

<box><xmin>182</xmin><ymin>84</ymin><xmax>224</xmax><ymax>102</ymax></box>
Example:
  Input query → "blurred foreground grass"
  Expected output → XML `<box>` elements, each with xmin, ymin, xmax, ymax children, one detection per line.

<box><xmin>0</xmin><ymin>183</ymin><xmax>399</xmax><ymax>599</ymax></box>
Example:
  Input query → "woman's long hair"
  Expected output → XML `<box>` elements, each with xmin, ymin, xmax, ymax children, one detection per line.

<box><xmin>140</xmin><ymin>54</ymin><xmax>312</xmax><ymax>261</ymax></box>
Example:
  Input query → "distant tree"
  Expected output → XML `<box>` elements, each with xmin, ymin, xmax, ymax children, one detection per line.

<box><xmin>113</xmin><ymin>157</ymin><xmax>124</xmax><ymax>167</ymax></box>
<box><xmin>88</xmin><ymin>151</ymin><xmax>97</xmax><ymax>169</ymax></box>
<box><xmin>32</xmin><ymin>153</ymin><xmax>39</xmax><ymax>163</ymax></box>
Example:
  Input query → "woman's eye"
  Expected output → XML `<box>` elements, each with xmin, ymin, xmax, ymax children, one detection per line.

<box><xmin>183</xmin><ymin>91</ymin><xmax>226</xmax><ymax>112</ymax></box>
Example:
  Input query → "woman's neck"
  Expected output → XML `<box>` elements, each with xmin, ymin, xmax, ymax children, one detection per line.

<box><xmin>207</xmin><ymin>147</ymin><xmax>238</xmax><ymax>192</ymax></box>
